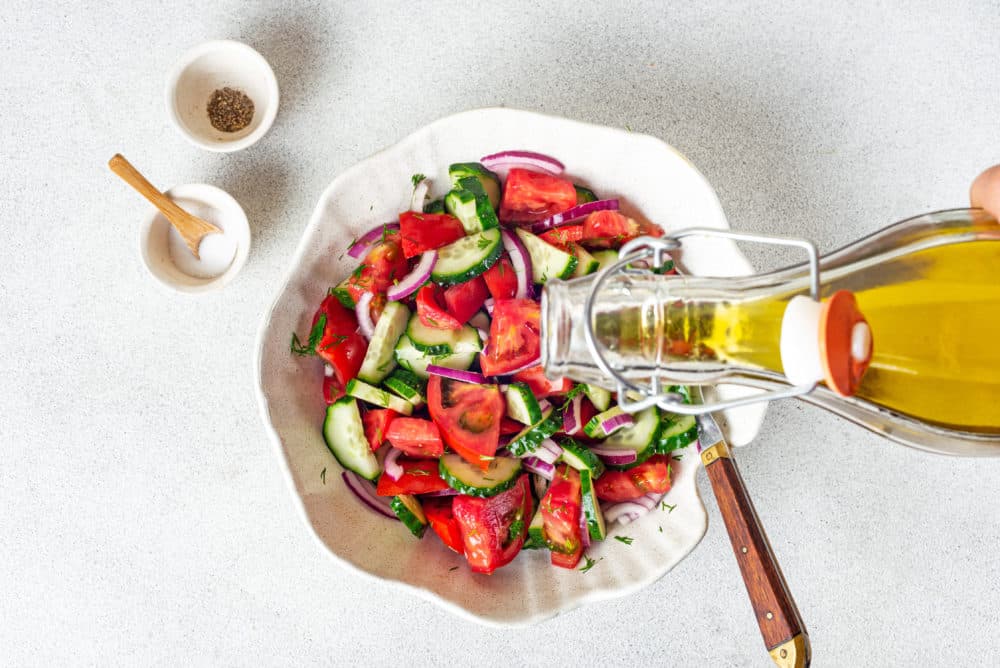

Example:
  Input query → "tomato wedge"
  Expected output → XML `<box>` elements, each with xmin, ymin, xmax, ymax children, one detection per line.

<box><xmin>423</xmin><ymin>496</ymin><xmax>464</xmax><ymax>554</ymax></box>
<box><xmin>539</xmin><ymin>224</ymin><xmax>584</xmax><ymax>250</ymax></box>
<box><xmin>499</xmin><ymin>168</ymin><xmax>577</xmax><ymax>224</ymax></box>
<box><xmin>347</xmin><ymin>230</ymin><xmax>410</xmax><ymax>300</ymax></box>
<box><xmin>376</xmin><ymin>457</ymin><xmax>450</xmax><ymax>496</ymax></box>
<box><xmin>363</xmin><ymin>408</ymin><xmax>398</xmax><ymax>451</ymax></box>
<box><xmin>479</xmin><ymin>299</ymin><xmax>541</xmax><ymax>376</ymax></box>
<box><xmin>385</xmin><ymin>417</ymin><xmax>444</xmax><ymax>457</ymax></box>
<box><xmin>427</xmin><ymin>376</ymin><xmax>504</xmax><ymax>470</ymax></box>
<box><xmin>581</xmin><ymin>211</ymin><xmax>664</xmax><ymax>249</ymax></box>
<box><xmin>453</xmin><ymin>474</ymin><xmax>532</xmax><ymax>574</ymax></box>
<box><xmin>322</xmin><ymin>374</ymin><xmax>345</xmax><ymax>404</ymax></box>
<box><xmin>443</xmin><ymin>276</ymin><xmax>488</xmax><ymax>325</ymax></box>
<box><xmin>594</xmin><ymin>454</ymin><xmax>673</xmax><ymax>502</ymax></box>
<box><xmin>399</xmin><ymin>211</ymin><xmax>466</xmax><ymax>258</ymax></box>
<box><xmin>511</xmin><ymin>365</ymin><xmax>572</xmax><ymax>398</ymax></box>
<box><xmin>499</xmin><ymin>417</ymin><xmax>524</xmax><ymax>435</ymax></box>
<box><xmin>416</xmin><ymin>283</ymin><xmax>462</xmax><ymax>330</ymax></box>
<box><xmin>482</xmin><ymin>257</ymin><xmax>517</xmax><ymax>299</ymax></box>
<box><xmin>311</xmin><ymin>295</ymin><xmax>367</xmax><ymax>388</ymax></box>
<box><xmin>541</xmin><ymin>465</ymin><xmax>583</xmax><ymax>569</ymax></box>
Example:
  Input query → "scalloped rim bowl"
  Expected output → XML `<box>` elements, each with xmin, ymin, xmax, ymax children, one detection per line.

<box><xmin>255</xmin><ymin>108</ymin><xmax>764</xmax><ymax>626</ymax></box>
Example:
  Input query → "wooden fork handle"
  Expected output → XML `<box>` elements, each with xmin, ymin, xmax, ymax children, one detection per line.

<box><xmin>108</xmin><ymin>154</ymin><xmax>191</xmax><ymax>220</ymax></box>
<box><xmin>701</xmin><ymin>442</ymin><xmax>811</xmax><ymax>668</ymax></box>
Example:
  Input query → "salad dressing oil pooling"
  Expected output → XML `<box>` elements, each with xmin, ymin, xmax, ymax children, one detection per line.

<box><xmin>542</xmin><ymin>208</ymin><xmax>1000</xmax><ymax>456</ymax></box>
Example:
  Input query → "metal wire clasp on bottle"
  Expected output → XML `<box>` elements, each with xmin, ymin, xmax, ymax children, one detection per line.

<box><xmin>581</xmin><ymin>229</ymin><xmax>823</xmax><ymax>415</ymax></box>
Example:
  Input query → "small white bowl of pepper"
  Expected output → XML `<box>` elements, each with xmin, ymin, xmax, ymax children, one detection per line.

<box><xmin>166</xmin><ymin>40</ymin><xmax>279</xmax><ymax>153</ymax></box>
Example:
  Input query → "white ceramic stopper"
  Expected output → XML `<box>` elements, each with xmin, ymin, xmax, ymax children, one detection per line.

<box><xmin>780</xmin><ymin>296</ymin><xmax>824</xmax><ymax>386</ymax></box>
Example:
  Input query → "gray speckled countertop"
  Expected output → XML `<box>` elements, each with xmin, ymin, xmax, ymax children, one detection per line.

<box><xmin>2</xmin><ymin>1</ymin><xmax>999</xmax><ymax>665</ymax></box>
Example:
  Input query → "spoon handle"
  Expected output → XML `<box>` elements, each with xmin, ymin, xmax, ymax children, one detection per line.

<box><xmin>108</xmin><ymin>154</ymin><xmax>191</xmax><ymax>221</ymax></box>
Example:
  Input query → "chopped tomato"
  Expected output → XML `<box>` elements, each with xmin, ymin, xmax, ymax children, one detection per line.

<box><xmin>594</xmin><ymin>454</ymin><xmax>673</xmax><ymax>502</ymax></box>
<box><xmin>322</xmin><ymin>374</ymin><xmax>345</xmax><ymax>404</ymax></box>
<box><xmin>581</xmin><ymin>211</ymin><xmax>664</xmax><ymax>248</ymax></box>
<box><xmin>398</xmin><ymin>211</ymin><xmax>466</xmax><ymax>258</ymax></box>
<box><xmin>540</xmin><ymin>465</ymin><xmax>583</xmax><ymax>568</ymax></box>
<box><xmin>385</xmin><ymin>417</ymin><xmax>444</xmax><ymax>457</ymax></box>
<box><xmin>347</xmin><ymin>230</ymin><xmax>410</xmax><ymax>300</ymax></box>
<box><xmin>416</xmin><ymin>283</ymin><xmax>462</xmax><ymax>330</ymax></box>
<box><xmin>428</xmin><ymin>376</ymin><xmax>504</xmax><ymax>470</ymax></box>
<box><xmin>482</xmin><ymin>257</ymin><xmax>517</xmax><ymax>299</ymax></box>
<box><xmin>376</xmin><ymin>457</ymin><xmax>450</xmax><ymax>496</ymax></box>
<box><xmin>499</xmin><ymin>168</ymin><xmax>577</xmax><ymax>224</ymax></box>
<box><xmin>423</xmin><ymin>496</ymin><xmax>464</xmax><ymax>554</ymax></box>
<box><xmin>311</xmin><ymin>295</ymin><xmax>367</xmax><ymax>388</ymax></box>
<box><xmin>363</xmin><ymin>408</ymin><xmax>398</xmax><ymax>451</ymax></box>
<box><xmin>479</xmin><ymin>299</ymin><xmax>540</xmax><ymax>376</ymax></box>
<box><xmin>453</xmin><ymin>474</ymin><xmax>532</xmax><ymax>574</ymax></box>
<box><xmin>499</xmin><ymin>417</ymin><xmax>524</xmax><ymax>435</ymax></box>
<box><xmin>511</xmin><ymin>365</ymin><xmax>572</xmax><ymax>398</ymax></box>
<box><xmin>539</xmin><ymin>225</ymin><xmax>584</xmax><ymax>250</ymax></box>
<box><xmin>443</xmin><ymin>276</ymin><xmax>489</xmax><ymax>325</ymax></box>
<box><xmin>578</xmin><ymin>397</ymin><xmax>598</xmax><ymax>431</ymax></box>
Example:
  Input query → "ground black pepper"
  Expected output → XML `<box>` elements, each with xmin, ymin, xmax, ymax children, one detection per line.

<box><xmin>206</xmin><ymin>87</ymin><xmax>254</xmax><ymax>133</ymax></box>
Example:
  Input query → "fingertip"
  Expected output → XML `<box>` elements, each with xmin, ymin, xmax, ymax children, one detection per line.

<box><xmin>970</xmin><ymin>164</ymin><xmax>1000</xmax><ymax>220</ymax></box>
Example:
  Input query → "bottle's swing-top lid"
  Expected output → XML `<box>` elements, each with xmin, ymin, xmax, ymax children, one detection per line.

<box><xmin>780</xmin><ymin>290</ymin><xmax>872</xmax><ymax>396</ymax></box>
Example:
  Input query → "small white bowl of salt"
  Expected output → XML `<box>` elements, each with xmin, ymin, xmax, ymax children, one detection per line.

<box><xmin>137</xmin><ymin>182</ymin><xmax>250</xmax><ymax>294</ymax></box>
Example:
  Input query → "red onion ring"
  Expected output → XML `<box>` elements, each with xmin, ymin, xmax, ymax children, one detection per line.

<box><xmin>354</xmin><ymin>292</ymin><xmax>375</xmax><ymax>340</ymax></box>
<box><xmin>387</xmin><ymin>250</ymin><xmax>436</xmax><ymax>301</ymax></box>
<box><xmin>481</xmin><ymin>150</ymin><xmax>565</xmax><ymax>176</ymax></box>
<box><xmin>347</xmin><ymin>222</ymin><xmax>400</xmax><ymax>259</ymax></box>
<box><xmin>342</xmin><ymin>472</ymin><xmax>398</xmax><ymax>520</ymax></box>
<box><xmin>530</xmin><ymin>199</ymin><xmax>620</xmax><ymax>234</ymax></box>
<box><xmin>383</xmin><ymin>447</ymin><xmax>404</xmax><ymax>480</ymax></box>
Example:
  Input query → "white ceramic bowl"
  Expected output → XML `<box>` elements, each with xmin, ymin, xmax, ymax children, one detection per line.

<box><xmin>255</xmin><ymin>108</ymin><xmax>765</xmax><ymax>626</ymax></box>
<box><xmin>166</xmin><ymin>40</ymin><xmax>279</xmax><ymax>152</ymax></box>
<box><xmin>138</xmin><ymin>183</ymin><xmax>250</xmax><ymax>294</ymax></box>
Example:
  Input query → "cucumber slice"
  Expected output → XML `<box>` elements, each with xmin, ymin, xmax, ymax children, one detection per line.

<box><xmin>345</xmin><ymin>378</ymin><xmax>414</xmax><ymax>415</ymax></box>
<box><xmin>601</xmin><ymin>407</ymin><xmax>663</xmax><ymax>468</ymax></box>
<box><xmin>329</xmin><ymin>279</ymin><xmax>355</xmax><ymax>308</ymax></box>
<box><xmin>514</xmin><ymin>228</ymin><xmax>578</xmax><ymax>284</ymax></box>
<box><xmin>558</xmin><ymin>438</ymin><xmax>606</xmax><ymax>477</ymax></box>
<box><xmin>431</xmin><ymin>228</ymin><xmax>503</xmax><ymax>286</ymax></box>
<box><xmin>657</xmin><ymin>414</ymin><xmax>698</xmax><ymax>453</ymax></box>
<box><xmin>584</xmin><ymin>406</ymin><xmax>632</xmax><ymax>438</ymax></box>
<box><xmin>423</xmin><ymin>198</ymin><xmax>445</xmax><ymax>214</ymax></box>
<box><xmin>449</xmin><ymin>163</ymin><xmax>501</xmax><ymax>208</ymax></box>
<box><xmin>591</xmin><ymin>249</ymin><xmax>620</xmax><ymax>272</ymax></box>
<box><xmin>390</xmin><ymin>494</ymin><xmax>428</xmax><ymax>537</ymax></box>
<box><xmin>438</xmin><ymin>453</ymin><xmax>522</xmax><ymax>497</ymax></box>
<box><xmin>505</xmin><ymin>382</ymin><xmax>542</xmax><ymax>425</ymax></box>
<box><xmin>383</xmin><ymin>367</ymin><xmax>426</xmax><ymax>407</ymax></box>
<box><xmin>507</xmin><ymin>408</ymin><xmax>562</xmax><ymax>457</ymax></box>
<box><xmin>574</xmin><ymin>185</ymin><xmax>598</xmax><ymax>204</ymax></box>
<box><xmin>570</xmin><ymin>245</ymin><xmax>601</xmax><ymax>278</ymax></box>
<box><xmin>322</xmin><ymin>398</ymin><xmax>380</xmax><ymax>480</ymax></box>
<box><xmin>405</xmin><ymin>314</ymin><xmax>482</xmax><ymax>356</ymax></box>
<box><xmin>523</xmin><ymin>504</ymin><xmax>547</xmax><ymax>549</ymax></box>
<box><xmin>393</xmin><ymin>335</ymin><xmax>477</xmax><ymax>379</ymax></box>
<box><xmin>357</xmin><ymin>301</ymin><xmax>409</xmax><ymax>384</ymax></box>
<box><xmin>579</xmin><ymin>469</ymin><xmax>607</xmax><ymax>541</ymax></box>
<box><xmin>583</xmin><ymin>384</ymin><xmax>612</xmax><ymax>412</ymax></box>
<box><xmin>445</xmin><ymin>186</ymin><xmax>498</xmax><ymax>235</ymax></box>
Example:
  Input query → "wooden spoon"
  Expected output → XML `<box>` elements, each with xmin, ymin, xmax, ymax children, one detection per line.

<box><xmin>108</xmin><ymin>154</ymin><xmax>222</xmax><ymax>259</ymax></box>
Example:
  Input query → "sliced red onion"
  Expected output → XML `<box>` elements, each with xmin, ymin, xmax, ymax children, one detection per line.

<box><xmin>590</xmin><ymin>446</ymin><xmax>638</xmax><ymax>466</ymax></box>
<box><xmin>481</xmin><ymin>150</ymin><xmax>565</xmax><ymax>176</ymax></box>
<box><xmin>354</xmin><ymin>292</ymin><xmax>376</xmax><ymax>340</ymax></box>
<box><xmin>387</xmin><ymin>250</ymin><xmax>436</xmax><ymax>301</ymax></box>
<box><xmin>563</xmin><ymin>395</ymin><xmax>583</xmax><ymax>435</ymax></box>
<box><xmin>502</xmin><ymin>357</ymin><xmax>541</xmax><ymax>377</ymax></box>
<box><xmin>347</xmin><ymin>222</ymin><xmax>400</xmax><ymax>259</ymax></box>
<box><xmin>602</xmin><ymin>501</ymin><xmax>649</xmax><ymax>525</ymax></box>
<box><xmin>500</xmin><ymin>230</ymin><xmax>533</xmax><ymax>299</ymax></box>
<box><xmin>530</xmin><ymin>199</ymin><xmax>620</xmax><ymax>234</ymax></box>
<box><xmin>342</xmin><ymin>472</ymin><xmax>398</xmax><ymax>520</ymax></box>
<box><xmin>410</xmin><ymin>178</ymin><xmax>429</xmax><ymax>212</ymax></box>
<box><xmin>634</xmin><ymin>494</ymin><xmax>660</xmax><ymax>511</ymax></box>
<box><xmin>523</xmin><ymin>456</ymin><xmax>555</xmax><ymax>480</ymax></box>
<box><xmin>383</xmin><ymin>447</ymin><xmax>404</xmax><ymax>480</ymax></box>
<box><xmin>600</xmin><ymin>412</ymin><xmax>634</xmax><ymax>435</ymax></box>
<box><xmin>525</xmin><ymin>439</ymin><xmax>561</xmax><ymax>465</ymax></box>
<box><xmin>579</xmin><ymin>508</ymin><xmax>592</xmax><ymax>548</ymax></box>
<box><xmin>426</xmin><ymin>365</ymin><xmax>487</xmax><ymax>385</ymax></box>
<box><xmin>538</xmin><ymin>399</ymin><xmax>552</xmax><ymax>413</ymax></box>
<box><xmin>422</xmin><ymin>488</ymin><xmax>459</xmax><ymax>497</ymax></box>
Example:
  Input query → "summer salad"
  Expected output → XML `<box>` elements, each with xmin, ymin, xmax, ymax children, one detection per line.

<box><xmin>291</xmin><ymin>150</ymin><xmax>698</xmax><ymax>574</ymax></box>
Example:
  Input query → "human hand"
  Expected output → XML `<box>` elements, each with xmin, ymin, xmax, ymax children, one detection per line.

<box><xmin>970</xmin><ymin>165</ymin><xmax>1000</xmax><ymax>219</ymax></box>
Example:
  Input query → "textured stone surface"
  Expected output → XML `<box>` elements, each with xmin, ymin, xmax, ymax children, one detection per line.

<box><xmin>1</xmin><ymin>0</ymin><xmax>998</xmax><ymax>665</ymax></box>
